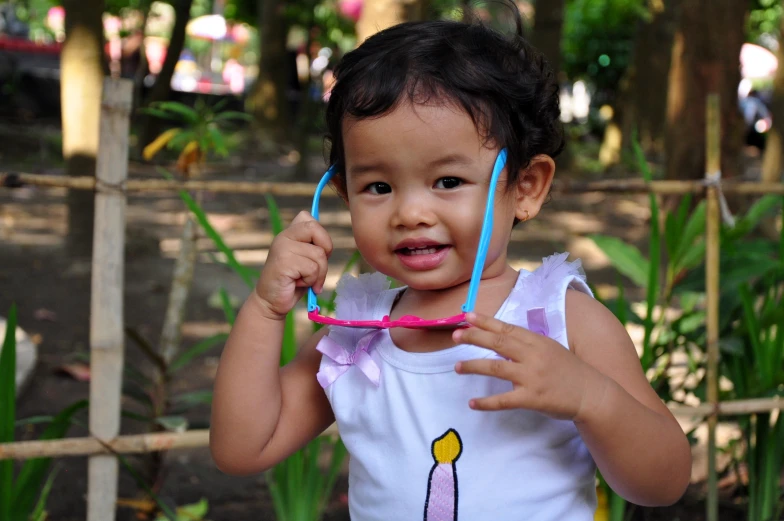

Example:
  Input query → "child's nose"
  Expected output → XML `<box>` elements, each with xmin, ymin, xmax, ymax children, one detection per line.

<box><xmin>391</xmin><ymin>192</ymin><xmax>437</xmax><ymax>229</ymax></box>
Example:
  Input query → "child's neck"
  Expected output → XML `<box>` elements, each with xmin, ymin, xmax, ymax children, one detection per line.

<box><xmin>387</xmin><ymin>265</ymin><xmax>519</xmax><ymax>353</ymax></box>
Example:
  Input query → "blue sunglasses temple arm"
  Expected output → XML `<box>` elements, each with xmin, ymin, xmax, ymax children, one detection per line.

<box><xmin>307</xmin><ymin>165</ymin><xmax>338</xmax><ymax>312</ymax></box>
<box><xmin>462</xmin><ymin>148</ymin><xmax>508</xmax><ymax>313</ymax></box>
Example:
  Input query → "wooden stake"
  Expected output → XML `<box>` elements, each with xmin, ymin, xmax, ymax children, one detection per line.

<box><xmin>87</xmin><ymin>78</ymin><xmax>132</xmax><ymax>521</ymax></box>
<box><xmin>704</xmin><ymin>93</ymin><xmax>721</xmax><ymax>521</ymax></box>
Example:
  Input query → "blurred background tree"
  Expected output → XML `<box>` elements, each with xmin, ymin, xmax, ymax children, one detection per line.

<box><xmin>2</xmin><ymin>0</ymin><xmax>783</xmax><ymax>245</ymax></box>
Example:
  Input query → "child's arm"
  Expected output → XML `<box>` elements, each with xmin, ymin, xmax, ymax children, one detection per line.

<box><xmin>453</xmin><ymin>292</ymin><xmax>691</xmax><ymax>507</ymax></box>
<box><xmin>210</xmin><ymin>211</ymin><xmax>336</xmax><ymax>475</ymax></box>
<box><xmin>564</xmin><ymin>291</ymin><xmax>691</xmax><ymax>506</ymax></box>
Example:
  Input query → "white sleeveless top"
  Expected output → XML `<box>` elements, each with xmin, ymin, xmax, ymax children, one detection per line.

<box><xmin>317</xmin><ymin>253</ymin><xmax>597</xmax><ymax>521</ymax></box>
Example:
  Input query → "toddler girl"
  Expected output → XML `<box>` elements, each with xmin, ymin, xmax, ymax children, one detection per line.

<box><xmin>210</xmin><ymin>10</ymin><xmax>691</xmax><ymax>520</ymax></box>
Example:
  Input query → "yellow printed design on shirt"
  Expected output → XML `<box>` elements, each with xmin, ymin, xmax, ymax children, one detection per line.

<box><xmin>423</xmin><ymin>429</ymin><xmax>462</xmax><ymax>521</ymax></box>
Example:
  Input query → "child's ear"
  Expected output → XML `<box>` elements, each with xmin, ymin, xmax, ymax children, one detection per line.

<box><xmin>514</xmin><ymin>155</ymin><xmax>555</xmax><ymax>221</ymax></box>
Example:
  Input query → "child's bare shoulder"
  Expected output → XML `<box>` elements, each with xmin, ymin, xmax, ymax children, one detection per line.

<box><xmin>564</xmin><ymin>289</ymin><xmax>637</xmax><ymax>362</ymax></box>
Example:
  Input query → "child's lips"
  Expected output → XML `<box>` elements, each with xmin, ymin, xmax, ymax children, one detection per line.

<box><xmin>395</xmin><ymin>245</ymin><xmax>451</xmax><ymax>270</ymax></box>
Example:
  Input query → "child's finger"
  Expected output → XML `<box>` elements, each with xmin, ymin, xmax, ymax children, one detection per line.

<box><xmin>453</xmin><ymin>323</ymin><xmax>522</xmax><ymax>361</ymax></box>
<box><xmin>455</xmin><ymin>358</ymin><xmax>518</xmax><ymax>382</ymax></box>
<box><xmin>465</xmin><ymin>312</ymin><xmax>529</xmax><ymax>338</ymax></box>
<box><xmin>285</xmin><ymin>213</ymin><xmax>333</xmax><ymax>255</ymax></box>
<box><xmin>292</xmin><ymin>256</ymin><xmax>321</xmax><ymax>288</ymax></box>
<box><xmin>468</xmin><ymin>390</ymin><xmax>521</xmax><ymax>412</ymax></box>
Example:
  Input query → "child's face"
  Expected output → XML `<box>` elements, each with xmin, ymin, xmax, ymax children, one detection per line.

<box><xmin>342</xmin><ymin>101</ymin><xmax>528</xmax><ymax>291</ymax></box>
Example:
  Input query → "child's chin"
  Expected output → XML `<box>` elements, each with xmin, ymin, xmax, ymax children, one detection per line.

<box><xmin>397</xmin><ymin>273</ymin><xmax>470</xmax><ymax>292</ymax></box>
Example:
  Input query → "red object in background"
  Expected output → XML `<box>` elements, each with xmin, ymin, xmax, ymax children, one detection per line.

<box><xmin>338</xmin><ymin>0</ymin><xmax>363</xmax><ymax>22</ymax></box>
<box><xmin>0</xmin><ymin>36</ymin><xmax>62</xmax><ymax>54</ymax></box>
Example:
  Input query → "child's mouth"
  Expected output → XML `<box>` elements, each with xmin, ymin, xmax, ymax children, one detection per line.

<box><xmin>395</xmin><ymin>245</ymin><xmax>451</xmax><ymax>270</ymax></box>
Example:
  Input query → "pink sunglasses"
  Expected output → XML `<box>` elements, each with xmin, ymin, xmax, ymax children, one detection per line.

<box><xmin>307</xmin><ymin>149</ymin><xmax>508</xmax><ymax>329</ymax></box>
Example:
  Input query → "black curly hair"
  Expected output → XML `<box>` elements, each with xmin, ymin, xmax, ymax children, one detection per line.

<box><xmin>323</xmin><ymin>7</ymin><xmax>563</xmax><ymax>195</ymax></box>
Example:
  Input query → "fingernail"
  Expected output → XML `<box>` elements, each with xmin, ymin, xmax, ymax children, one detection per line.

<box><xmin>455</xmin><ymin>362</ymin><xmax>462</xmax><ymax>373</ymax></box>
<box><xmin>452</xmin><ymin>329</ymin><xmax>463</xmax><ymax>342</ymax></box>
<box><xmin>466</xmin><ymin>312</ymin><xmax>476</xmax><ymax>321</ymax></box>
<box><xmin>468</xmin><ymin>399</ymin><xmax>477</xmax><ymax>409</ymax></box>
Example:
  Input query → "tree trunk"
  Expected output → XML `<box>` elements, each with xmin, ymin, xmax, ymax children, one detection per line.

<box><xmin>246</xmin><ymin>0</ymin><xmax>291</xmax><ymax>148</ymax></box>
<box><xmin>665</xmin><ymin>0</ymin><xmax>746</xmax><ymax>181</ymax></box>
<box><xmin>61</xmin><ymin>0</ymin><xmax>105</xmax><ymax>258</ymax></box>
<box><xmin>530</xmin><ymin>0</ymin><xmax>565</xmax><ymax>80</ymax></box>
<box><xmin>356</xmin><ymin>0</ymin><xmax>429</xmax><ymax>43</ymax></box>
<box><xmin>761</xmin><ymin>12</ymin><xmax>784</xmax><ymax>184</ymax></box>
<box><xmin>622</xmin><ymin>0</ymin><xmax>675</xmax><ymax>158</ymax></box>
<box><xmin>138</xmin><ymin>0</ymin><xmax>193</xmax><ymax>150</ymax></box>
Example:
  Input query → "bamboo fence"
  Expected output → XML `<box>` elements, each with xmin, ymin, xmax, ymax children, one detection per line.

<box><xmin>0</xmin><ymin>85</ymin><xmax>781</xmax><ymax>521</ymax></box>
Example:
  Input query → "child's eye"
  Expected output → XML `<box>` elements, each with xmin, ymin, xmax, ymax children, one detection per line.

<box><xmin>364</xmin><ymin>182</ymin><xmax>391</xmax><ymax>195</ymax></box>
<box><xmin>434</xmin><ymin>177</ymin><xmax>463</xmax><ymax>189</ymax></box>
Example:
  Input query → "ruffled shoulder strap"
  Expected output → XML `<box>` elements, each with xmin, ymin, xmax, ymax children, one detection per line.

<box><xmin>317</xmin><ymin>273</ymin><xmax>399</xmax><ymax>391</ymax></box>
<box><xmin>525</xmin><ymin>252</ymin><xmax>592</xmax><ymax>300</ymax></box>
<box><xmin>332</xmin><ymin>271</ymin><xmax>399</xmax><ymax>321</ymax></box>
<box><xmin>508</xmin><ymin>252</ymin><xmax>592</xmax><ymax>349</ymax></box>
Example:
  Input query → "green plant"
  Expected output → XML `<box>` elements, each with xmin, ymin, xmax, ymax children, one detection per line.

<box><xmin>1</xmin><ymin>305</ymin><xmax>87</xmax><ymax>521</ymax></box>
<box><xmin>717</xmin><ymin>201</ymin><xmax>784</xmax><ymax>521</ymax></box>
<box><xmin>589</xmin><ymin>135</ymin><xmax>784</xmax><ymax>519</ymax></box>
<box><xmin>182</xmin><ymin>190</ymin><xmax>348</xmax><ymax>520</ymax></box>
<box><xmin>121</xmin><ymin>101</ymin><xmax>250</xmax><ymax>511</ymax></box>
<box><xmin>588</xmin><ymin>136</ymin><xmax>710</xmax><ymax>521</ymax></box>
<box><xmin>142</xmin><ymin>100</ymin><xmax>251</xmax><ymax>173</ymax></box>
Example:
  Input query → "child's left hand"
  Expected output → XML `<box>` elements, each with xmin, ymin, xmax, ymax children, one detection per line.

<box><xmin>453</xmin><ymin>312</ymin><xmax>607</xmax><ymax>422</ymax></box>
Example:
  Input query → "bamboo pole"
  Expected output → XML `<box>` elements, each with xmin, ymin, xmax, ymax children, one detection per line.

<box><xmin>704</xmin><ymin>94</ymin><xmax>721</xmax><ymax>521</ymax></box>
<box><xmin>0</xmin><ymin>396</ymin><xmax>781</xmax><ymax>461</ymax></box>
<box><xmin>5</xmin><ymin>171</ymin><xmax>784</xmax><ymax>196</ymax></box>
<box><xmin>0</xmin><ymin>430</ymin><xmax>210</xmax><ymax>460</ymax></box>
<box><xmin>87</xmin><ymin>78</ymin><xmax>133</xmax><ymax>521</ymax></box>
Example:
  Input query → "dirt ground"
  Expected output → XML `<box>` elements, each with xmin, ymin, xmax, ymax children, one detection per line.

<box><xmin>0</xmin><ymin>140</ymin><xmax>749</xmax><ymax>520</ymax></box>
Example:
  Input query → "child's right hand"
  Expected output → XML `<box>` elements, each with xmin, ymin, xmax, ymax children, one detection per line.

<box><xmin>254</xmin><ymin>211</ymin><xmax>333</xmax><ymax>320</ymax></box>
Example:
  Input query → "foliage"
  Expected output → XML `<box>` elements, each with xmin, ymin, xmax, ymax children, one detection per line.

<box><xmin>747</xmin><ymin>0</ymin><xmax>783</xmax><ymax>45</ymax></box>
<box><xmin>181</xmin><ymin>190</ymin><xmax>348</xmax><ymax>521</ymax></box>
<box><xmin>589</xmin><ymin>131</ymin><xmax>784</xmax><ymax>519</ymax></box>
<box><xmin>153</xmin><ymin>498</ymin><xmax>211</xmax><ymax>521</ymax></box>
<box><xmin>141</xmin><ymin>99</ymin><xmax>251</xmax><ymax>173</ymax></box>
<box><xmin>562</xmin><ymin>0</ymin><xmax>647</xmax><ymax>97</ymax></box>
<box><xmin>0</xmin><ymin>305</ymin><xmax>88</xmax><ymax>521</ymax></box>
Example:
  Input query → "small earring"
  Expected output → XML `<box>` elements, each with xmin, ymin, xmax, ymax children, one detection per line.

<box><xmin>521</xmin><ymin>210</ymin><xmax>530</xmax><ymax>222</ymax></box>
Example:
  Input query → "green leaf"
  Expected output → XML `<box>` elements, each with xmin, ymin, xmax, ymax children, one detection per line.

<box><xmin>168</xmin><ymin>333</ymin><xmax>228</xmax><ymax>374</ymax></box>
<box><xmin>738</xmin><ymin>195</ymin><xmax>781</xmax><ymax>233</ymax></box>
<box><xmin>673</xmin><ymin>202</ymin><xmax>705</xmax><ymax>269</ymax></box>
<box><xmin>207</xmin><ymin>125</ymin><xmax>228</xmax><ymax>157</ymax></box>
<box><xmin>114</xmin><ymin>450</ymin><xmax>178</xmax><ymax>521</ymax></box>
<box><xmin>175</xmin><ymin>498</ymin><xmax>209</xmax><ymax>520</ymax></box>
<box><xmin>218</xmin><ymin>288</ymin><xmax>236</xmax><ymax>327</ymax></box>
<box><xmin>281</xmin><ymin>311</ymin><xmax>297</xmax><ymax>367</ymax></box>
<box><xmin>29</xmin><ymin>464</ymin><xmax>60</xmax><ymax>521</ymax></box>
<box><xmin>719</xmin><ymin>337</ymin><xmax>745</xmax><ymax>356</ymax></box>
<box><xmin>266</xmin><ymin>195</ymin><xmax>284</xmax><ymax>235</ymax></box>
<box><xmin>168</xmin><ymin>130</ymin><xmax>198</xmax><ymax>152</ymax></box>
<box><xmin>139</xmin><ymin>107</ymin><xmax>184</xmax><ymax>123</ymax></box>
<box><xmin>588</xmin><ymin>235</ymin><xmax>649</xmax><ymax>287</ymax></box>
<box><xmin>14</xmin><ymin>415</ymin><xmax>59</xmax><ymax>428</ymax></box>
<box><xmin>12</xmin><ymin>400</ymin><xmax>88</xmax><ymax>518</ymax></box>
<box><xmin>213</xmin><ymin>110</ymin><xmax>253</xmax><ymax>123</ymax></box>
<box><xmin>171</xmin><ymin>390</ymin><xmax>213</xmax><ymax>407</ymax></box>
<box><xmin>150</xmin><ymin>101</ymin><xmax>199</xmax><ymax>125</ymax></box>
<box><xmin>0</xmin><ymin>304</ymin><xmax>17</xmax><ymax>521</ymax></box>
<box><xmin>665</xmin><ymin>194</ymin><xmax>691</xmax><ymax>264</ymax></box>
<box><xmin>155</xmin><ymin>416</ymin><xmax>189</xmax><ymax>432</ymax></box>
<box><xmin>121</xmin><ymin>410</ymin><xmax>153</xmax><ymax>423</ymax></box>
<box><xmin>179</xmin><ymin>189</ymin><xmax>255</xmax><ymax>288</ymax></box>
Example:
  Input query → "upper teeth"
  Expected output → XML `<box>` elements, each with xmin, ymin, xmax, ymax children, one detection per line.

<box><xmin>407</xmin><ymin>247</ymin><xmax>438</xmax><ymax>255</ymax></box>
